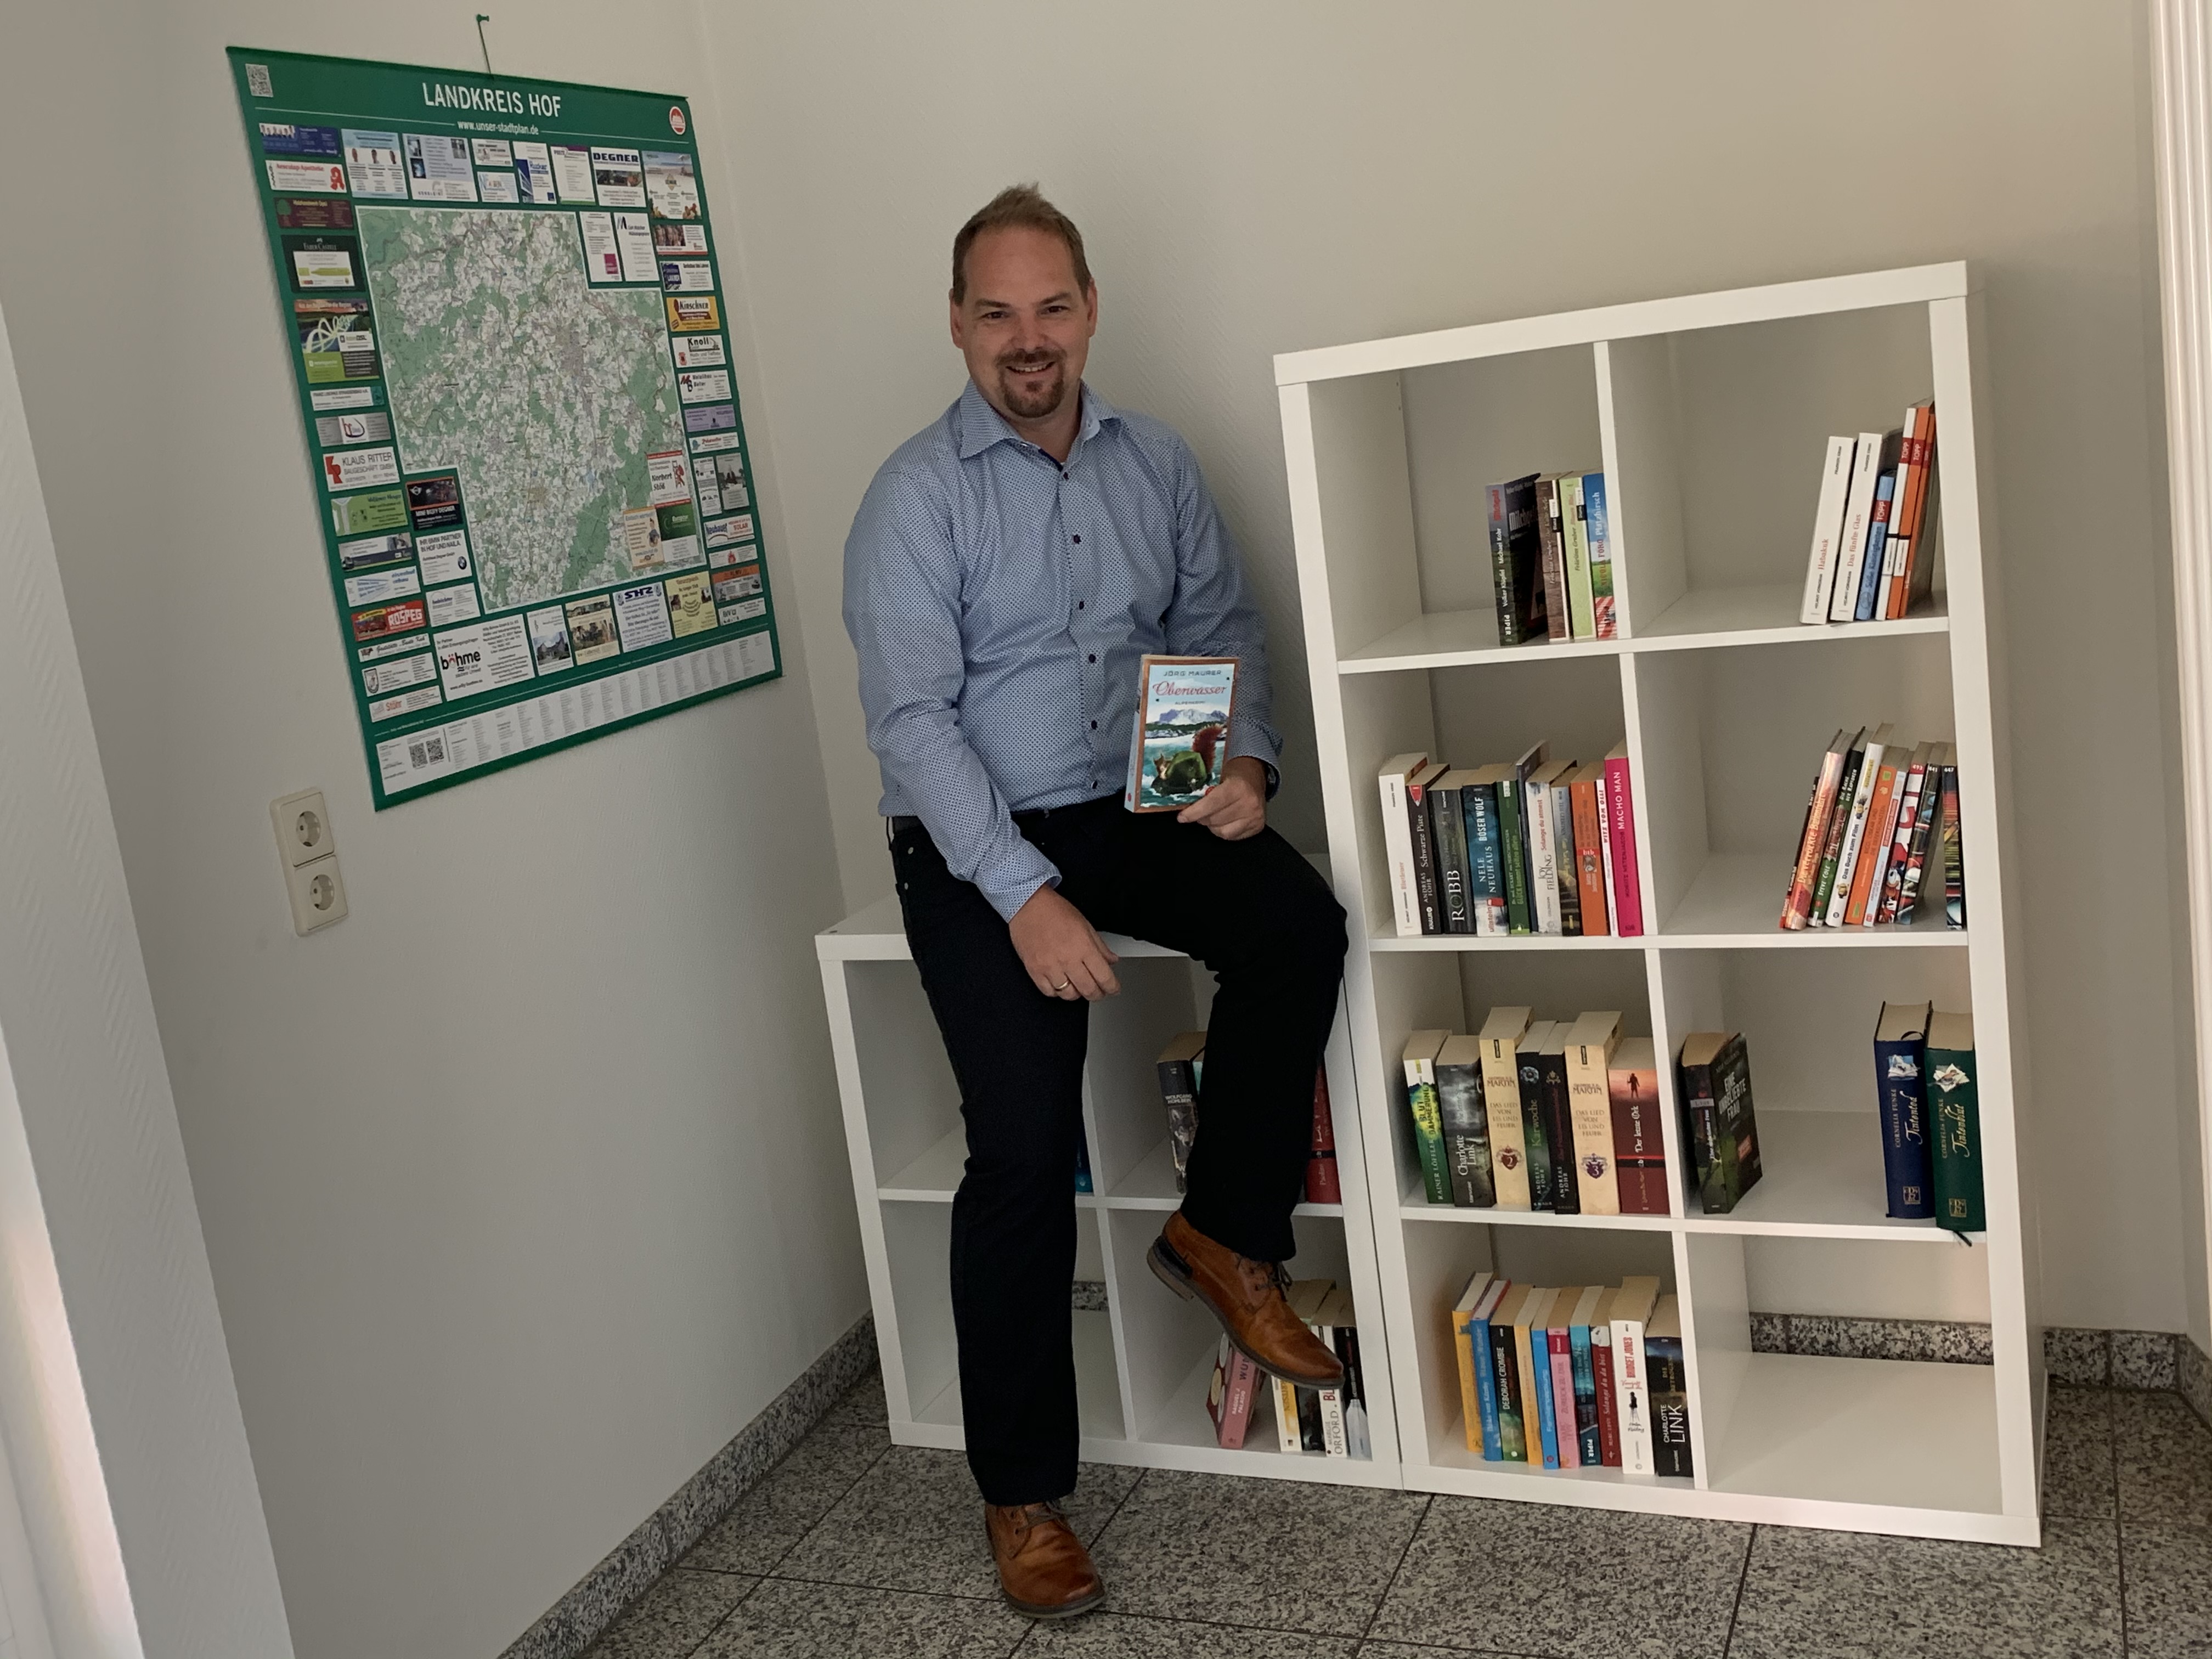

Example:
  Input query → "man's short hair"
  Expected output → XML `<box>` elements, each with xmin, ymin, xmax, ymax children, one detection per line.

<box><xmin>951</xmin><ymin>184</ymin><xmax>1093</xmax><ymax>304</ymax></box>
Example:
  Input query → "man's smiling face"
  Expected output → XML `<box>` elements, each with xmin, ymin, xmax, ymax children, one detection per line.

<box><xmin>951</xmin><ymin>224</ymin><xmax>1097</xmax><ymax>427</ymax></box>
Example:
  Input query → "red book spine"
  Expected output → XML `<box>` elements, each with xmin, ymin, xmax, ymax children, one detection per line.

<box><xmin>1593</xmin><ymin>1335</ymin><xmax>1621</xmax><ymax>1465</ymax></box>
<box><xmin>1217</xmin><ymin>1352</ymin><xmax>1261</xmax><ymax>1449</ymax></box>
<box><xmin>1304</xmin><ymin>1067</ymin><xmax>1341</xmax><ymax>1205</ymax></box>
<box><xmin>1548</xmin><ymin>1330</ymin><xmax>1579</xmax><ymax>1468</ymax></box>
<box><xmin>1603</xmin><ymin>753</ymin><xmax>1643</xmax><ymax>935</ymax></box>
<box><xmin>1781</xmin><ymin>751</ymin><xmax>1845</xmax><ymax>929</ymax></box>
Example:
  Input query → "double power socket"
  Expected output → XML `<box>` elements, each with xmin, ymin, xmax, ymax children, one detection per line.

<box><xmin>270</xmin><ymin>788</ymin><xmax>349</xmax><ymax>935</ymax></box>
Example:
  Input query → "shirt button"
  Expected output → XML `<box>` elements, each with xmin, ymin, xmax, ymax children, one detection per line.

<box><xmin>1077</xmin><ymin>600</ymin><xmax>1085</xmax><ymax>610</ymax></box>
<box><xmin>1071</xmin><ymin>534</ymin><xmax>1081</xmax><ymax>544</ymax></box>
<box><xmin>1087</xmin><ymin>654</ymin><xmax>1096</xmax><ymax>664</ymax></box>
<box><xmin>1090</xmin><ymin>720</ymin><xmax>1098</xmax><ymax>730</ymax></box>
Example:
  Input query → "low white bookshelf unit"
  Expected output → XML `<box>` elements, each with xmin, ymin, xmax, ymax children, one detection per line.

<box><xmin>816</xmin><ymin>898</ymin><xmax>1403</xmax><ymax>1488</ymax></box>
<box><xmin>1276</xmin><ymin>261</ymin><xmax>2041</xmax><ymax>1543</ymax></box>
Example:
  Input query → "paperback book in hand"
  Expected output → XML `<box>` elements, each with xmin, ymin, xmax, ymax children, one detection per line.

<box><xmin>1125</xmin><ymin>656</ymin><xmax>1238</xmax><ymax>811</ymax></box>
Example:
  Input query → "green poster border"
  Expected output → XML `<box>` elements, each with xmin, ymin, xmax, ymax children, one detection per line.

<box><xmin>227</xmin><ymin>46</ymin><xmax>782</xmax><ymax>810</ymax></box>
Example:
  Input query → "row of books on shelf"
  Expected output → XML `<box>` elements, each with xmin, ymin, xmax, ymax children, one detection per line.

<box><xmin>1780</xmin><ymin>724</ymin><xmax>1962</xmax><ymax>931</ymax></box>
<box><xmin>1380</xmin><ymin>744</ymin><xmax>1642</xmax><ymax>939</ymax></box>
<box><xmin>1205</xmin><ymin>1279</ymin><xmax>1372</xmax><ymax>1457</ymax></box>
<box><xmin>1488</xmin><ymin>470</ymin><xmax>1618</xmax><ymax>646</ymax></box>
<box><xmin>1450</xmin><ymin>1271</ymin><xmax>1690</xmax><ymax>1476</ymax></box>
<box><xmin>1799</xmin><ymin>402</ymin><xmax>1940</xmax><ymax>625</ymax></box>
<box><xmin>1156</xmin><ymin>1039</ymin><xmax>1341</xmax><ymax>1204</ymax></box>
<box><xmin>1875</xmin><ymin>1002</ymin><xmax>1984</xmax><ymax>1231</ymax></box>
<box><xmin>1403</xmin><ymin>1011</ymin><xmax>1767</xmax><ymax>1218</ymax></box>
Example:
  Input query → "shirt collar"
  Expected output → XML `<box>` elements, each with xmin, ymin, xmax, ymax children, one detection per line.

<box><xmin>955</xmin><ymin>377</ymin><xmax>1120</xmax><ymax>461</ymax></box>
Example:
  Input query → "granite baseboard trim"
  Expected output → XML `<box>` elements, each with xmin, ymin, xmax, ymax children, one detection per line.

<box><xmin>496</xmin><ymin>1311</ymin><xmax>877</xmax><ymax>1659</ymax></box>
<box><xmin>1748</xmin><ymin>1313</ymin><xmax>2200</xmax><ymax>1392</ymax></box>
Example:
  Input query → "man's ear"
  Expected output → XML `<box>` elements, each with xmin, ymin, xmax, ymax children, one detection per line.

<box><xmin>1084</xmin><ymin>281</ymin><xmax>1099</xmax><ymax>336</ymax></box>
<box><xmin>949</xmin><ymin>290</ymin><xmax>966</xmax><ymax>349</ymax></box>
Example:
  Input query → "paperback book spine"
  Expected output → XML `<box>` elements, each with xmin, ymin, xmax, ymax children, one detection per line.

<box><xmin>1552</xmin><ymin>777</ymin><xmax>1582</xmax><ymax>935</ymax></box>
<box><xmin>1536</xmin><ymin>476</ymin><xmax>1569</xmax><ymax>644</ymax></box>
<box><xmin>1610</xmin><ymin>1312</ymin><xmax>1652</xmax><ymax>1475</ymax></box>
<box><xmin>1825</xmin><ymin>741</ymin><xmax>1884</xmax><ymax>927</ymax></box>
<box><xmin>1809</xmin><ymin>742</ymin><xmax>1864</xmax><ymax>924</ymax></box>
<box><xmin>1940</xmin><ymin>758</ymin><xmax>1965</xmax><ymax>928</ymax></box>
<box><xmin>1563</xmin><ymin>475</ymin><xmax>1596</xmax><ymax>640</ymax></box>
<box><xmin>1406</xmin><ymin>771</ymin><xmax>1442</xmax><ymax>935</ymax></box>
<box><xmin>1505</xmin><ymin>475</ymin><xmax>1545</xmax><ymax>644</ymax></box>
<box><xmin>1591</xmin><ymin>1323</ymin><xmax>1621</xmax><ymax>1466</ymax></box>
<box><xmin>1537</xmin><ymin>1043</ymin><xmax>1577</xmax><ymax>1214</ymax></box>
<box><xmin>1460</xmin><ymin>1301</ymin><xmax>1501</xmax><ymax>1458</ymax></box>
<box><xmin>1517</xmin><ymin>1046</ymin><xmax>1556</xmax><ymax>1214</ymax></box>
<box><xmin>1335</xmin><ymin>1325</ymin><xmax>1372</xmax><ymax>1459</ymax></box>
<box><xmin>1216</xmin><ymin>1350</ymin><xmax>1260</xmax><ymax>1449</ymax></box>
<box><xmin>1548</xmin><ymin>1328</ymin><xmax>1580</xmax><ymax>1468</ymax></box>
<box><xmin>1830</xmin><ymin>431</ymin><xmax>1883</xmax><ymax>622</ymax></box>
<box><xmin>1528</xmin><ymin>1318</ymin><xmax>1560</xmax><ymax>1469</ymax></box>
<box><xmin>1498</xmin><ymin>781</ymin><xmax>1532</xmax><ymax>936</ymax></box>
<box><xmin>1572</xmin><ymin>771</ymin><xmax>1611</xmax><ymax>934</ymax></box>
<box><xmin>1648</xmin><ymin>1336</ymin><xmax>1692</xmax><ymax>1477</ymax></box>
<box><xmin>1527</xmin><ymin>778</ymin><xmax>1562</xmax><ymax>935</ymax></box>
<box><xmin>1604</xmin><ymin>749</ymin><xmax>1643</xmax><ymax>935</ymax></box>
<box><xmin>1595</xmin><ymin>781</ymin><xmax>1617</xmax><ymax>935</ymax></box>
<box><xmin>1583</xmin><ymin>471</ymin><xmax>1617</xmax><ymax>639</ymax></box>
<box><xmin>1902</xmin><ymin>407</ymin><xmax>1940</xmax><ymax>614</ymax></box>
<box><xmin>1379</xmin><ymin>758</ymin><xmax>1423</xmax><ymax>937</ymax></box>
<box><xmin>1404</xmin><ymin>1045</ymin><xmax>1451</xmax><ymax>1206</ymax></box>
<box><xmin>1437</xmin><ymin>1051</ymin><xmax>1496</xmax><ymax>1209</ymax></box>
<box><xmin>1314</xmin><ymin>1316</ymin><xmax>1349</xmax><ymax>1457</ymax></box>
<box><xmin>1801</xmin><ymin>435</ymin><xmax>1857</xmax><ymax>623</ymax></box>
<box><xmin>1853</xmin><ymin>469</ymin><xmax>1895</xmax><ymax>620</ymax></box>
<box><xmin>1875</xmin><ymin>1030</ymin><xmax>1935</xmax><ymax>1220</ymax></box>
<box><xmin>1843</xmin><ymin>753</ymin><xmax>1901</xmax><ymax>927</ymax></box>
<box><xmin>1570</xmin><ymin>1321</ymin><xmax>1601</xmax><ymax>1465</ymax></box>
<box><xmin>1608</xmin><ymin>1043</ymin><xmax>1669</xmax><ymax>1216</ymax></box>
<box><xmin>1488</xmin><ymin>483</ymin><xmax>1519</xmax><ymax>647</ymax></box>
<box><xmin>1897</xmin><ymin>757</ymin><xmax>1944</xmax><ymax>923</ymax></box>
<box><xmin>1566</xmin><ymin>1030</ymin><xmax>1622</xmax><ymax>1216</ymax></box>
<box><xmin>1432</xmin><ymin>778</ymin><xmax>1472</xmax><ymax>935</ymax></box>
<box><xmin>1679</xmin><ymin>1056</ymin><xmax>1725</xmax><ymax>1215</ymax></box>
<box><xmin>1156</xmin><ymin>1051</ymin><xmax>1199</xmax><ymax>1195</ymax></box>
<box><xmin>1452</xmin><ymin>1290</ymin><xmax>1486</xmax><ymax>1455</ymax></box>
<box><xmin>1482</xmin><ymin>1036</ymin><xmax>1533</xmax><ymax>1210</ymax></box>
<box><xmin>1489</xmin><ymin>1319</ymin><xmax>1526</xmax><ymax>1462</ymax></box>
<box><xmin>1463</xmin><ymin>782</ymin><xmax>1506</xmax><ymax>937</ymax></box>
<box><xmin>1875</xmin><ymin>754</ymin><xmax>1929</xmax><ymax>925</ymax></box>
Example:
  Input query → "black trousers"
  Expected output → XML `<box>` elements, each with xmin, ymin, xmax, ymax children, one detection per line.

<box><xmin>892</xmin><ymin>796</ymin><xmax>1348</xmax><ymax>1505</ymax></box>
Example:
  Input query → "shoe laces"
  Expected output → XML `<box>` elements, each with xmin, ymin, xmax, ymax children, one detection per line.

<box><xmin>1005</xmin><ymin>1499</ymin><xmax>1067</xmax><ymax>1537</ymax></box>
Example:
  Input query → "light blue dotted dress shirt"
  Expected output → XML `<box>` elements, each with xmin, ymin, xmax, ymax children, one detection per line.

<box><xmin>845</xmin><ymin>380</ymin><xmax>1281</xmax><ymax>921</ymax></box>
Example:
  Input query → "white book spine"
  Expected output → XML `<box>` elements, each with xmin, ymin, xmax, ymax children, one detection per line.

<box><xmin>1595</xmin><ymin>780</ymin><xmax>1617</xmax><ymax>931</ymax></box>
<box><xmin>1823</xmin><ymin>740</ymin><xmax>1886</xmax><ymax>927</ymax></box>
<box><xmin>1315</xmin><ymin>1323</ymin><xmax>1348</xmax><ymax>1457</ymax></box>
<box><xmin>1800</xmin><ymin>436</ymin><xmax>1856</xmax><ymax>623</ymax></box>
<box><xmin>1611</xmin><ymin>1316</ymin><xmax>1652</xmax><ymax>1476</ymax></box>
<box><xmin>1829</xmin><ymin>431</ymin><xmax>1884</xmax><ymax>622</ymax></box>
<box><xmin>1380</xmin><ymin>767</ymin><xmax>1420</xmax><ymax>936</ymax></box>
<box><xmin>1527</xmin><ymin>780</ymin><xmax>1561</xmax><ymax>935</ymax></box>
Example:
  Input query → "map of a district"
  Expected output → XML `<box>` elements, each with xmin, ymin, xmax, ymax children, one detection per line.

<box><xmin>229</xmin><ymin>48</ymin><xmax>781</xmax><ymax>809</ymax></box>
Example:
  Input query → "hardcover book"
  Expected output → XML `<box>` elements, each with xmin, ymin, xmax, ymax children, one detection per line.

<box><xmin>1872</xmin><ymin>1001</ymin><xmax>1934</xmax><ymax>1219</ymax></box>
<box><xmin>1489</xmin><ymin>473</ymin><xmax>1546</xmax><ymax>645</ymax></box>
<box><xmin>1607</xmin><ymin>1037</ymin><xmax>1671</xmax><ymax>1215</ymax></box>
<box><xmin>1305</xmin><ymin>1065</ymin><xmax>1341</xmax><ymax>1205</ymax></box>
<box><xmin>1926</xmin><ymin>1009</ymin><xmax>1985</xmax><ymax>1233</ymax></box>
<box><xmin>1126</xmin><ymin>655</ymin><xmax>1237</xmax><ymax>812</ymax></box>
<box><xmin>1480</xmin><ymin>1006</ymin><xmax>1536</xmax><ymax>1209</ymax></box>
<box><xmin>1516</xmin><ymin>1021</ymin><xmax>1560</xmax><ymax>1214</ymax></box>
<box><xmin>1436</xmin><ymin>1035</ymin><xmax>1497</xmax><ymax>1208</ymax></box>
<box><xmin>1155</xmin><ymin>1030</ymin><xmax>1205</xmax><ymax>1194</ymax></box>
<box><xmin>1402</xmin><ymin>1029</ymin><xmax>1452</xmax><ymax>1205</ymax></box>
<box><xmin>1679</xmin><ymin>1031</ymin><xmax>1763</xmax><ymax>1214</ymax></box>
<box><xmin>1564</xmin><ymin>1011</ymin><xmax>1624</xmax><ymax>1216</ymax></box>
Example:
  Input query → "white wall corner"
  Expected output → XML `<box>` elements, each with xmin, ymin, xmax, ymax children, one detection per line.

<box><xmin>2150</xmin><ymin>0</ymin><xmax>2212</xmax><ymax>1353</ymax></box>
<box><xmin>0</xmin><ymin>293</ymin><xmax>294</xmax><ymax>1655</ymax></box>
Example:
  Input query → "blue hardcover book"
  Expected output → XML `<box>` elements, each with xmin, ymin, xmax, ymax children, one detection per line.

<box><xmin>1568</xmin><ymin>1295</ymin><xmax>1602</xmax><ymax>1465</ymax></box>
<box><xmin>1460</xmin><ymin>771</ymin><xmax>1508</xmax><ymax>936</ymax></box>
<box><xmin>1469</xmin><ymin>1278</ymin><xmax>1506</xmax><ymax>1459</ymax></box>
<box><xmin>1854</xmin><ymin>470</ymin><xmax>1897</xmax><ymax>620</ymax></box>
<box><xmin>1873</xmin><ymin>1001</ymin><xmax>1936</xmax><ymax>1218</ymax></box>
<box><xmin>1529</xmin><ymin>1290</ymin><xmax>1560</xmax><ymax>1469</ymax></box>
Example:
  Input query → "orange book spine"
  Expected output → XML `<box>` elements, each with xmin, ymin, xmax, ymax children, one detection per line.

<box><xmin>1842</xmin><ymin>759</ymin><xmax>1899</xmax><ymax>926</ymax></box>
<box><xmin>1888</xmin><ymin>405</ymin><xmax>1936</xmax><ymax>618</ymax></box>
<box><xmin>1782</xmin><ymin>749</ymin><xmax>1847</xmax><ymax>930</ymax></box>
<box><xmin>1571</xmin><ymin>776</ymin><xmax>1610</xmax><ymax>935</ymax></box>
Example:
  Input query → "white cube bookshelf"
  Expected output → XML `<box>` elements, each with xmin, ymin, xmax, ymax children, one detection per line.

<box><xmin>1275</xmin><ymin>262</ymin><xmax>2042</xmax><ymax>1543</ymax></box>
<box><xmin>816</xmin><ymin>899</ymin><xmax>1404</xmax><ymax>1487</ymax></box>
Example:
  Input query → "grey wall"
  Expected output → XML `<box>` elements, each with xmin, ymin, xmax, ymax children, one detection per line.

<box><xmin>0</xmin><ymin>4</ymin><xmax>866</xmax><ymax>1658</ymax></box>
<box><xmin>698</xmin><ymin>0</ymin><xmax>2203</xmax><ymax>1339</ymax></box>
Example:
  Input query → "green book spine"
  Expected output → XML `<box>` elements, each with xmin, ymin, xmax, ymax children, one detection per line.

<box><xmin>1927</xmin><ymin>1037</ymin><xmax>1984</xmax><ymax>1232</ymax></box>
<box><xmin>1562</xmin><ymin>475</ymin><xmax>1596</xmax><ymax>640</ymax></box>
<box><xmin>1498</xmin><ymin>781</ymin><xmax>1532</xmax><ymax>935</ymax></box>
<box><xmin>1409</xmin><ymin>1075</ymin><xmax>1451</xmax><ymax>1205</ymax></box>
<box><xmin>1810</xmin><ymin>753</ymin><xmax>1862</xmax><ymax>922</ymax></box>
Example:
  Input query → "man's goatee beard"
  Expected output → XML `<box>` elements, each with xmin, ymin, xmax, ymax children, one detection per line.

<box><xmin>998</xmin><ymin>359</ymin><xmax>1066</xmax><ymax>420</ymax></box>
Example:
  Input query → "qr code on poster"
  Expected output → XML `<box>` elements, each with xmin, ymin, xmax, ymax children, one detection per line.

<box><xmin>245</xmin><ymin>63</ymin><xmax>273</xmax><ymax>97</ymax></box>
<box><xmin>407</xmin><ymin>732</ymin><xmax>447</xmax><ymax>770</ymax></box>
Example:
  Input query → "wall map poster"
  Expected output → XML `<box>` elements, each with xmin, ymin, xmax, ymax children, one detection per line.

<box><xmin>228</xmin><ymin>49</ymin><xmax>781</xmax><ymax>808</ymax></box>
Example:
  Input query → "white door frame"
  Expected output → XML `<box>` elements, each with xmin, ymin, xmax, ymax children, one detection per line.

<box><xmin>2149</xmin><ymin>0</ymin><xmax>2212</xmax><ymax>1355</ymax></box>
<box><xmin>0</xmin><ymin>292</ymin><xmax>295</xmax><ymax>1655</ymax></box>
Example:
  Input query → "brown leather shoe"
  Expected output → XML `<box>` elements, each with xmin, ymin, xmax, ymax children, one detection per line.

<box><xmin>1148</xmin><ymin>1211</ymin><xmax>1346</xmax><ymax>1388</ymax></box>
<box><xmin>985</xmin><ymin>1500</ymin><xmax>1104</xmax><ymax>1619</ymax></box>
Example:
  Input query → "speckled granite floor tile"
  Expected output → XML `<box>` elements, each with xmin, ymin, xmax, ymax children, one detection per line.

<box><xmin>2117</xmin><ymin>1391</ymin><xmax>2212</xmax><ymax>1524</ymax></box>
<box><xmin>693</xmin><ymin>1576</ymin><xmax>1028</xmax><ymax>1658</ymax></box>
<box><xmin>1369</xmin><ymin>1495</ymin><xmax>1746</xmax><ymax>1657</ymax></box>
<box><xmin>772</xmin><ymin>1447</ymin><xmax>1137</xmax><ymax>1599</ymax></box>
<box><xmin>580</xmin><ymin>1568</ymin><xmax>756</xmax><ymax>1659</ymax></box>
<box><xmin>1726</xmin><ymin>1519</ymin><xmax>2121</xmax><ymax>1658</ymax></box>
<box><xmin>1087</xmin><ymin>1470</ymin><xmax>1427</xmax><ymax>1637</ymax></box>
<box><xmin>1021</xmin><ymin>1611</ymin><xmax>1361</xmax><ymax>1657</ymax></box>
<box><xmin>2121</xmin><ymin>1522</ymin><xmax>2212</xmax><ymax>1658</ymax></box>
<box><xmin>821</xmin><ymin>1365</ymin><xmax>888</xmax><ymax>1428</ymax></box>
<box><xmin>681</xmin><ymin>1419</ymin><xmax>889</xmax><ymax>1575</ymax></box>
<box><xmin>2043</xmin><ymin>1386</ymin><xmax>2115</xmax><ymax>1519</ymax></box>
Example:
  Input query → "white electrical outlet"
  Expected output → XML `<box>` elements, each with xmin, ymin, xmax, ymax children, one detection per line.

<box><xmin>272</xmin><ymin>790</ymin><xmax>348</xmax><ymax>934</ymax></box>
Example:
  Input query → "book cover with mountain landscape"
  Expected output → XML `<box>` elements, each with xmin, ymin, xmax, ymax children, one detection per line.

<box><xmin>1126</xmin><ymin>656</ymin><xmax>1238</xmax><ymax>812</ymax></box>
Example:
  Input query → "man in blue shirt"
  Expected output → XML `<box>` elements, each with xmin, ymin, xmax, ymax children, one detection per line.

<box><xmin>845</xmin><ymin>187</ymin><xmax>1347</xmax><ymax>1618</ymax></box>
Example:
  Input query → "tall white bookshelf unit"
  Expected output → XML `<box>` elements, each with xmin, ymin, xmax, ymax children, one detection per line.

<box><xmin>1277</xmin><ymin>262</ymin><xmax>2042</xmax><ymax>1544</ymax></box>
